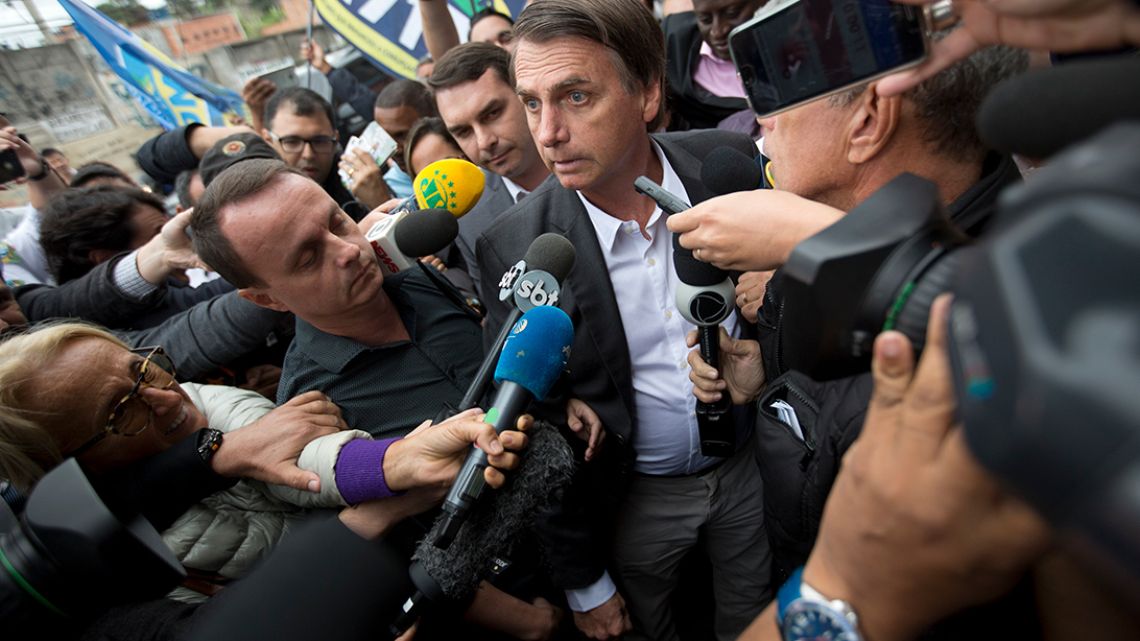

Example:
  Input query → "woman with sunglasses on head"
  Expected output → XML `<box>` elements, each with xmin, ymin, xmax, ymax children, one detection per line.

<box><xmin>0</xmin><ymin>323</ymin><xmax>529</xmax><ymax>603</ymax></box>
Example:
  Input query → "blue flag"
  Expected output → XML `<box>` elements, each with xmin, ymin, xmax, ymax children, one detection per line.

<box><xmin>315</xmin><ymin>0</ymin><xmax>527</xmax><ymax>79</ymax></box>
<box><xmin>58</xmin><ymin>0</ymin><xmax>246</xmax><ymax>130</ymax></box>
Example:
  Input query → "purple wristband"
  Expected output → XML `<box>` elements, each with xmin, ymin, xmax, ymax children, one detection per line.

<box><xmin>334</xmin><ymin>437</ymin><xmax>404</xmax><ymax>504</ymax></box>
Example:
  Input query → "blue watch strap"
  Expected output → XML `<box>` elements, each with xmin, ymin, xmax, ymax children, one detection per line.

<box><xmin>776</xmin><ymin>566</ymin><xmax>806</xmax><ymax>625</ymax></box>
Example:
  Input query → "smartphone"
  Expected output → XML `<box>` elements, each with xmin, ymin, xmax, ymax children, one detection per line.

<box><xmin>729</xmin><ymin>0</ymin><xmax>952</xmax><ymax>118</ymax></box>
<box><xmin>0</xmin><ymin>149</ymin><xmax>25</xmax><ymax>184</ymax></box>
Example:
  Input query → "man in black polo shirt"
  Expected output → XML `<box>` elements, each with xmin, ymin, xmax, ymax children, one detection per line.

<box><xmin>189</xmin><ymin>159</ymin><xmax>481</xmax><ymax>437</ymax></box>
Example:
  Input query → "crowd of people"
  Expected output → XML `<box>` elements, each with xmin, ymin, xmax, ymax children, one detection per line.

<box><xmin>0</xmin><ymin>0</ymin><xmax>1138</xmax><ymax>639</ymax></box>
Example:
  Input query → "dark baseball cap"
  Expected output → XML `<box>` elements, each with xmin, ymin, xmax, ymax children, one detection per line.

<box><xmin>199</xmin><ymin>132</ymin><xmax>281</xmax><ymax>186</ymax></box>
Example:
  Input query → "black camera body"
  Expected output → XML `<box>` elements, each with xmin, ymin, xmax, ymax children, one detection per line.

<box><xmin>779</xmin><ymin>173</ymin><xmax>969</xmax><ymax>380</ymax></box>
<box><xmin>1</xmin><ymin>459</ymin><xmax>184</xmax><ymax>630</ymax></box>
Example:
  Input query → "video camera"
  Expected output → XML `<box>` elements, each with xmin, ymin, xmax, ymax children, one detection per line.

<box><xmin>0</xmin><ymin>459</ymin><xmax>185</xmax><ymax>634</ymax></box>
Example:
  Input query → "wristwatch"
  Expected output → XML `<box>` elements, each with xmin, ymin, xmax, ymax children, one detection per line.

<box><xmin>196</xmin><ymin>428</ymin><xmax>224</xmax><ymax>464</ymax></box>
<box><xmin>776</xmin><ymin>567</ymin><xmax>862</xmax><ymax>641</ymax></box>
<box><xmin>28</xmin><ymin>159</ymin><xmax>50</xmax><ymax>181</ymax></box>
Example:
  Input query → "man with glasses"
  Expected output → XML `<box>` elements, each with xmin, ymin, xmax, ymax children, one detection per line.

<box><xmin>261</xmin><ymin>87</ymin><xmax>361</xmax><ymax>215</ymax></box>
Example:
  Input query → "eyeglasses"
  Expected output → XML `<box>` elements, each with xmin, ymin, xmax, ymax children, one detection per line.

<box><xmin>70</xmin><ymin>346</ymin><xmax>178</xmax><ymax>457</ymax></box>
<box><xmin>268</xmin><ymin>131</ymin><xmax>338</xmax><ymax>155</ymax></box>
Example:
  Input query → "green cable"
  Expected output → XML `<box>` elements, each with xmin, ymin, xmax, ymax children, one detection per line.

<box><xmin>0</xmin><ymin>545</ymin><xmax>68</xmax><ymax>617</ymax></box>
<box><xmin>882</xmin><ymin>281</ymin><xmax>917</xmax><ymax>332</ymax></box>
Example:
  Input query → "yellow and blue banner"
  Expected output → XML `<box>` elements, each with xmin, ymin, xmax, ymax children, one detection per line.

<box><xmin>58</xmin><ymin>0</ymin><xmax>245</xmax><ymax>130</ymax></box>
<box><xmin>315</xmin><ymin>0</ymin><xmax>526</xmax><ymax>80</ymax></box>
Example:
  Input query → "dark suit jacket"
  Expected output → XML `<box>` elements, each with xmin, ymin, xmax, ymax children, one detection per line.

<box><xmin>474</xmin><ymin>129</ymin><xmax>756</xmax><ymax>589</ymax></box>
<box><xmin>457</xmin><ymin>170</ymin><xmax>516</xmax><ymax>300</ymax></box>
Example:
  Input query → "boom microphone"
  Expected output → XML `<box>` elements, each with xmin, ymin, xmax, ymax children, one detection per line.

<box><xmin>389</xmin><ymin>420</ymin><xmax>576</xmax><ymax>638</ymax></box>
<box><xmin>635</xmin><ymin>175</ymin><xmax>737</xmax><ymax>457</ymax></box>
<box><xmin>977</xmin><ymin>56</ymin><xmax>1140</xmax><ymax>160</ymax></box>
<box><xmin>456</xmin><ymin>234</ymin><xmax>576</xmax><ymax>413</ymax></box>
<box><xmin>368</xmin><ymin>208</ymin><xmax>459</xmax><ymax>276</ymax></box>
<box><xmin>434</xmin><ymin>305</ymin><xmax>575</xmax><ymax>549</ymax></box>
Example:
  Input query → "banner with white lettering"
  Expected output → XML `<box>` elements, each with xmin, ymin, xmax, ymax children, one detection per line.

<box><xmin>314</xmin><ymin>0</ymin><xmax>526</xmax><ymax>79</ymax></box>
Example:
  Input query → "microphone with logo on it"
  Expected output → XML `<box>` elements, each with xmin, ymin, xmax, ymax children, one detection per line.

<box><xmin>432</xmin><ymin>305</ymin><xmax>575</xmax><ymax>549</ymax></box>
<box><xmin>366</xmin><ymin>158</ymin><xmax>486</xmax><ymax>275</ymax></box>
<box><xmin>453</xmin><ymin>234</ymin><xmax>577</xmax><ymax>416</ymax></box>
<box><xmin>634</xmin><ymin>176</ymin><xmax>736</xmax><ymax>457</ymax></box>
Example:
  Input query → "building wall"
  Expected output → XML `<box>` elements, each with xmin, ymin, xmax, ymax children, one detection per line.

<box><xmin>166</xmin><ymin>12</ymin><xmax>247</xmax><ymax>56</ymax></box>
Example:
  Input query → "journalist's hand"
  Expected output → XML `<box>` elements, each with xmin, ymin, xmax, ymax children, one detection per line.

<box><xmin>687</xmin><ymin>327</ymin><xmax>765</xmax><ymax>405</ymax></box>
<box><xmin>382</xmin><ymin>408</ymin><xmax>530</xmax><ymax>496</ymax></box>
<box><xmin>300</xmin><ymin>38</ymin><xmax>333</xmax><ymax>74</ymax></box>
<box><xmin>879</xmin><ymin>0</ymin><xmax>1140</xmax><ymax>96</ymax></box>
<box><xmin>341</xmin><ymin>148</ymin><xmax>392</xmax><ymax>210</ymax></box>
<box><xmin>736</xmin><ymin>270</ymin><xmax>773</xmax><ymax>324</ymax></box>
<box><xmin>800</xmin><ymin>295</ymin><xmax>1051</xmax><ymax>641</ymax></box>
<box><xmin>667</xmin><ymin>190</ymin><xmax>843</xmax><ymax>271</ymax></box>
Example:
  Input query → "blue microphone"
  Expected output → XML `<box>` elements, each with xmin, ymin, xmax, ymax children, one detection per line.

<box><xmin>434</xmin><ymin>306</ymin><xmax>574</xmax><ymax>548</ymax></box>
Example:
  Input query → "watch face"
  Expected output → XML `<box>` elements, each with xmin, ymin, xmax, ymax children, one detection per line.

<box><xmin>783</xmin><ymin>600</ymin><xmax>860</xmax><ymax>641</ymax></box>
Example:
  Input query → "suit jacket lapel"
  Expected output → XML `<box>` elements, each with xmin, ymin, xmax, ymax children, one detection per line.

<box><xmin>547</xmin><ymin>188</ymin><xmax>636</xmax><ymax>426</ymax></box>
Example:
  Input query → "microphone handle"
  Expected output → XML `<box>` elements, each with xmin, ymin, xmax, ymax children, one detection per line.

<box><xmin>435</xmin><ymin>382</ymin><xmax>532</xmax><ymax>548</ymax></box>
<box><xmin>457</xmin><ymin>307</ymin><xmax>522</xmax><ymax>411</ymax></box>
<box><xmin>697</xmin><ymin>323</ymin><xmax>735</xmax><ymax>458</ymax></box>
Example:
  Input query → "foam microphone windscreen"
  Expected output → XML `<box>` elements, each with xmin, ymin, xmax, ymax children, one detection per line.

<box><xmin>673</xmin><ymin>236</ymin><xmax>730</xmax><ymax>287</ymax></box>
<box><xmin>414</xmin><ymin>420</ymin><xmax>575</xmax><ymax>603</ymax></box>
<box><xmin>493</xmin><ymin>305</ymin><xmax>574</xmax><ymax>399</ymax></box>
<box><xmin>977</xmin><ymin>56</ymin><xmax>1140</xmax><ymax>160</ymax></box>
<box><xmin>700</xmin><ymin>147</ymin><xmax>764</xmax><ymax>196</ymax></box>
<box><xmin>393</xmin><ymin>208</ymin><xmax>459</xmax><ymax>258</ymax></box>
<box><xmin>413</xmin><ymin>158</ymin><xmax>486</xmax><ymax>217</ymax></box>
<box><xmin>523</xmin><ymin>232</ymin><xmax>577</xmax><ymax>282</ymax></box>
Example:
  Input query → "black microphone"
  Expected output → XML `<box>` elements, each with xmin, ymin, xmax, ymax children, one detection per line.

<box><xmin>977</xmin><ymin>56</ymin><xmax>1140</xmax><ymax>160</ymax></box>
<box><xmin>368</xmin><ymin>208</ymin><xmax>459</xmax><ymax>276</ymax></box>
<box><xmin>700</xmin><ymin>147</ymin><xmax>766</xmax><ymax>194</ymax></box>
<box><xmin>455</xmin><ymin>233</ymin><xmax>576</xmax><ymax>413</ymax></box>
<box><xmin>634</xmin><ymin>176</ymin><xmax>737</xmax><ymax>457</ymax></box>
<box><xmin>434</xmin><ymin>305</ymin><xmax>575</xmax><ymax>549</ymax></box>
<box><xmin>389</xmin><ymin>420</ymin><xmax>576</xmax><ymax>637</ymax></box>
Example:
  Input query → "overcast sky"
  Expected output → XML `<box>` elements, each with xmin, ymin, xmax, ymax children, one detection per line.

<box><xmin>0</xmin><ymin>0</ymin><xmax>168</xmax><ymax>48</ymax></box>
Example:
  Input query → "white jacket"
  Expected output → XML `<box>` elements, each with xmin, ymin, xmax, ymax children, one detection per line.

<box><xmin>162</xmin><ymin>384</ymin><xmax>371</xmax><ymax>599</ymax></box>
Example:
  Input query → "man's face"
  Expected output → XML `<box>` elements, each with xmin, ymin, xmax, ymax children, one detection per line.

<box><xmin>44</xmin><ymin>152</ymin><xmax>71</xmax><ymax>175</ymax></box>
<box><xmin>128</xmin><ymin>204</ymin><xmax>169</xmax><ymax>250</ymax></box>
<box><xmin>436</xmin><ymin>69</ymin><xmax>542</xmax><ymax>185</ymax></box>
<box><xmin>513</xmin><ymin>36</ymin><xmax>661</xmax><ymax>195</ymax></box>
<box><xmin>758</xmin><ymin>98</ymin><xmax>854</xmax><ymax>206</ymax></box>
<box><xmin>470</xmin><ymin>15</ymin><xmax>515</xmax><ymax>51</ymax></box>
<box><xmin>224</xmin><ymin>173</ymin><xmax>383</xmax><ymax>328</ymax></box>
<box><xmin>373</xmin><ymin>104</ymin><xmax>424</xmax><ymax>174</ymax></box>
<box><xmin>266</xmin><ymin>109</ymin><xmax>338</xmax><ymax>184</ymax></box>
<box><xmin>692</xmin><ymin>0</ymin><xmax>762</xmax><ymax>60</ymax></box>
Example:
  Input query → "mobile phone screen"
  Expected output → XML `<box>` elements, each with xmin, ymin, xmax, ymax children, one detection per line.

<box><xmin>730</xmin><ymin>0</ymin><xmax>926</xmax><ymax>117</ymax></box>
<box><xmin>0</xmin><ymin>149</ymin><xmax>25</xmax><ymax>185</ymax></box>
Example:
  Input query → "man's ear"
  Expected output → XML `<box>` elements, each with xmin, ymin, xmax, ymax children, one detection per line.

<box><xmin>642</xmin><ymin>78</ymin><xmax>664</xmax><ymax>126</ymax></box>
<box><xmin>846</xmin><ymin>84</ymin><xmax>902</xmax><ymax>165</ymax></box>
<box><xmin>238</xmin><ymin>287</ymin><xmax>289</xmax><ymax>312</ymax></box>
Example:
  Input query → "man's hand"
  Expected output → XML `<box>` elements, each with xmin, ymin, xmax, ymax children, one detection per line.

<box><xmin>735</xmin><ymin>270</ymin><xmax>773</xmax><ymax>324</ymax></box>
<box><xmin>667</xmin><ymin>190</ymin><xmax>843</xmax><ymax>271</ymax></box>
<box><xmin>211</xmin><ymin>390</ymin><xmax>345</xmax><ymax>492</ymax></box>
<box><xmin>340</xmin><ymin>148</ymin><xmax>393</xmax><ymax>210</ymax></box>
<box><xmin>566</xmin><ymin>398</ymin><xmax>605</xmax><ymax>462</ymax></box>
<box><xmin>301</xmin><ymin>38</ymin><xmax>333</xmax><ymax>75</ymax></box>
<box><xmin>0</xmin><ymin>125</ymin><xmax>65</xmax><ymax>207</ymax></box>
<box><xmin>135</xmin><ymin>210</ymin><xmax>204</xmax><ymax>284</ymax></box>
<box><xmin>879</xmin><ymin>0</ymin><xmax>1140</xmax><ymax>96</ymax></box>
<box><xmin>687</xmin><ymin>327</ymin><xmax>765</xmax><ymax>405</ymax></box>
<box><xmin>572</xmin><ymin>592</ymin><xmax>632</xmax><ymax>641</ymax></box>
<box><xmin>800</xmin><ymin>295</ymin><xmax>1051</xmax><ymax>641</ymax></box>
<box><xmin>241</xmin><ymin>77</ymin><xmax>277</xmax><ymax>132</ymax></box>
<box><xmin>382</xmin><ymin>408</ymin><xmax>531</xmax><ymax>496</ymax></box>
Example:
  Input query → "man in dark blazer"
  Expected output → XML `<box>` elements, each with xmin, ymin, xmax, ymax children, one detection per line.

<box><xmin>429</xmin><ymin>42</ymin><xmax>553</xmax><ymax>298</ymax></box>
<box><xmin>475</xmin><ymin>1</ymin><xmax>771</xmax><ymax>640</ymax></box>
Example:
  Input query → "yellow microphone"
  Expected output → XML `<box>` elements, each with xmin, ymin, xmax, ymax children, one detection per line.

<box><xmin>413</xmin><ymin>158</ymin><xmax>486</xmax><ymax>217</ymax></box>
